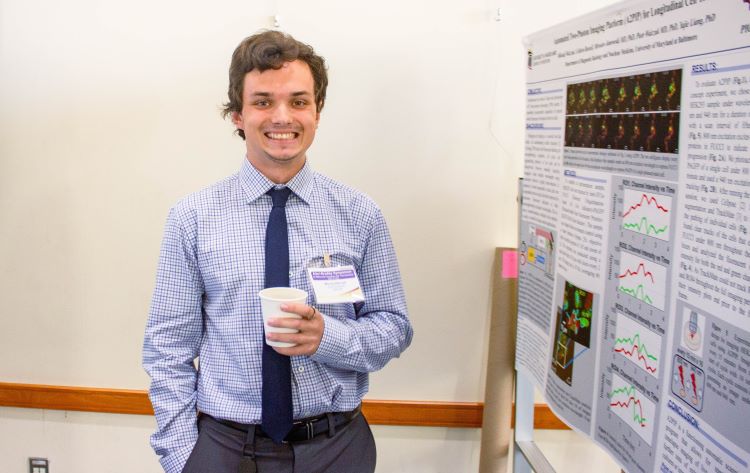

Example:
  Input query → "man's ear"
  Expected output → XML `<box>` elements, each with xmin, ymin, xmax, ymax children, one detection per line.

<box><xmin>231</xmin><ymin>111</ymin><xmax>243</xmax><ymax>128</ymax></box>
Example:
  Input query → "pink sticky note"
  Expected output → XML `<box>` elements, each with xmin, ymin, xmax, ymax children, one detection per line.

<box><xmin>502</xmin><ymin>250</ymin><xmax>519</xmax><ymax>279</ymax></box>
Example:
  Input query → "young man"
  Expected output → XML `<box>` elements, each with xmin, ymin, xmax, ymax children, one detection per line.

<box><xmin>143</xmin><ymin>31</ymin><xmax>413</xmax><ymax>473</ymax></box>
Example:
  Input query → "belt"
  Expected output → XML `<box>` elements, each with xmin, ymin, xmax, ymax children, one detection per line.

<box><xmin>211</xmin><ymin>405</ymin><xmax>361</xmax><ymax>443</ymax></box>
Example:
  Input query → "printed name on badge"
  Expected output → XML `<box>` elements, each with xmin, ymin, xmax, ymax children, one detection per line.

<box><xmin>307</xmin><ymin>265</ymin><xmax>365</xmax><ymax>304</ymax></box>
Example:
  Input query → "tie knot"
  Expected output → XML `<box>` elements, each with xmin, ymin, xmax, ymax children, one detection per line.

<box><xmin>268</xmin><ymin>187</ymin><xmax>292</xmax><ymax>208</ymax></box>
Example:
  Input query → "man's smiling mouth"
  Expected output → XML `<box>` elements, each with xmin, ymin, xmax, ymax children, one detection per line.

<box><xmin>266</xmin><ymin>132</ymin><xmax>298</xmax><ymax>140</ymax></box>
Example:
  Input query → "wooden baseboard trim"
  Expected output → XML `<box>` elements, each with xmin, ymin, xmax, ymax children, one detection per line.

<box><xmin>0</xmin><ymin>382</ymin><xmax>568</xmax><ymax>429</ymax></box>
<box><xmin>0</xmin><ymin>382</ymin><xmax>149</xmax><ymax>415</ymax></box>
<box><xmin>362</xmin><ymin>399</ymin><xmax>484</xmax><ymax>428</ymax></box>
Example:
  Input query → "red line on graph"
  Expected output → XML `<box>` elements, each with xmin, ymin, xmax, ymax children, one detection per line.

<box><xmin>617</xmin><ymin>263</ymin><xmax>655</xmax><ymax>283</ymax></box>
<box><xmin>614</xmin><ymin>345</ymin><xmax>658</xmax><ymax>373</ymax></box>
<box><xmin>622</xmin><ymin>194</ymin><xmax>669</xmax><ymax>218</ymax></box>
<box><xmin>610</xmin><ymin>396</ymin><xmax>647</xmax><ymax>427</ymax></box>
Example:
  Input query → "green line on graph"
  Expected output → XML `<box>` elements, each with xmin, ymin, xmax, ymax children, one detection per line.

<box><xmin>623</xmin><ymin>217</ymin><xmax>668</xmax><ymax>236</ymax></box>
<box><xmin>618</xmin><ymin>285</ymin><xmax>654</xmax><ymax>304</ymax></box>
<box><xmin>609</xmin><ymin>385</ymin><xmax>638</xmax><ymax>398</ymax></box>
<box><xmin>614</xmin><ymin>333</ymin><xmax>658</xmax><ymax>361</ymax></box>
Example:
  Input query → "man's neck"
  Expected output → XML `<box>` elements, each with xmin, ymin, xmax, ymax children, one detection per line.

<box><xmin>246</xmin><ymin>157</ymin><xmax>306</xmax><ymax>184</ymax></box>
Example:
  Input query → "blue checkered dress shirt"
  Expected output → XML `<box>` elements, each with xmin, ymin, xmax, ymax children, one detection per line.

<box><xmin>142</xmin><ymin>159</ymin><xmax>413</xmax><ymax>473</ymax></box>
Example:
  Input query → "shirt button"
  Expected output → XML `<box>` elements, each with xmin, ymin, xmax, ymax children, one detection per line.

<box><xmin>298</xmin><ymin>366</ymin><xmax>304</xmax><ymax>373</ymax></box>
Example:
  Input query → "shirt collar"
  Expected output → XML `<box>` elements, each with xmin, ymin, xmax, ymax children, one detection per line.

<box><xmin>239</xmin><ymin>157</ymin><xmax>314</xmax><ymax>205</ymax></box>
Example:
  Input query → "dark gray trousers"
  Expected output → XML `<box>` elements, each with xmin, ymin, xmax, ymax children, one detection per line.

<box><xmin>182</xmin><ymin>413</ymin><xmax>377</xmax><ymax>473</ymax></box>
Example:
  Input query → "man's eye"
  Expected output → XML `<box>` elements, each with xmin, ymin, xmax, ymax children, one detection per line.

<box><xmin>292</xmin><ymin>99</ymin><xmax>308</xmax><ymax>108</ymax></box>
<box><xmin>254</xmin><ymin>100</ymin><xmax>270</xmax><ymax>107</ymax></box>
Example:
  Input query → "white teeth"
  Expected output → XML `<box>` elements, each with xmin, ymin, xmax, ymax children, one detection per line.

<box><xmin>267</xmin><ymin>132</ymin><xmax>295</xmax><ymax>139</ymax></box>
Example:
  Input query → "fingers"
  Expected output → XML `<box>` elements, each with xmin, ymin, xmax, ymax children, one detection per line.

<box><xmin>301</xmin><ymin>306</ymin><xmax>316</xmax><ymax>321</ymax></box>
<box><xmin>276</xmin><ymin>342</ymin><xmax>325</xmax><ymax>356</ymax></box>
<box><xmin>278</xmin><ymin>303</ymin><xmax>317</xmax><ymax>321</ymax></box>
<box><xmin>267</xmin><ymin>317</ymin><xmax>307</xmax><ymax>331</ymax></box>
<box><xmin>266</xmin><ymin>317</ymin><xmax>321</xmax><ymax>337</ymax></box>
<box><xmin>266</xmin><ymin>307</ymin><xmax>324</xmax><ymax>356</ymax></box>
<box><xmin>273</xmin><ymin>344</ymin><xmax>312</xmax><ymax>357</ymax></box>
<box><xmin>280</xmin><ymin>302</ymin><xmax>313</xmax><ymax>318</ymax></box>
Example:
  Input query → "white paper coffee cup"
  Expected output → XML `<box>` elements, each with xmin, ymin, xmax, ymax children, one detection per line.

<box><xmin>259</xmin><ymin>287</ymin><xmax>308</xmax><ymax>348</ymax></box>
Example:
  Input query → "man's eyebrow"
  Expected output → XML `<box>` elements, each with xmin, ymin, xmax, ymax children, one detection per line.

<box><xmin>248</xmin><ymin>91</ymin><xmax>312</xmax><ymax>97</ymax></box>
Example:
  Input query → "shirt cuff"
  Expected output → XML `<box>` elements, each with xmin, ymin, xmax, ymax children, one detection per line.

<box><xmin>311</xmin><ymin>314</ymin><xmax>352</xmax><ymax>364</ymax></box>
<box><xmin>159</xmin><ymin>445</ymin><xmax>194</xmax><ymax>473</ymax></box>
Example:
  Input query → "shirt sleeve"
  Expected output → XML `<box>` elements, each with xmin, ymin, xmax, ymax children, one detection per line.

<box><xmin>312</xmin><ymin>207</ymin><xmax>413</xmax><ymax>372</ymax></box>
<box><xmin>142</xmin><ymin>206</ymin><xmax>204</xmax><ymax>473</ymax></box>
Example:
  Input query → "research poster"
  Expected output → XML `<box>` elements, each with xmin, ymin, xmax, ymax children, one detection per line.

<box><xmin>516</xmin><ymin>1</ymin><xmax>750</xmax><ymax>472</ymax></box>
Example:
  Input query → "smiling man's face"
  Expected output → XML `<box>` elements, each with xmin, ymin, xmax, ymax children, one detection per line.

<box><xmin>232</xmin><ymin>60</ymin><xmax>320</xmax><ymax>182</ymax></box>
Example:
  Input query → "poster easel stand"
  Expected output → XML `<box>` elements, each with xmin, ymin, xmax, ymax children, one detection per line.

<box><xmin>513</xmin><ymin>372</ymin><xmax>555</xmax><ymax>473</ymax></box>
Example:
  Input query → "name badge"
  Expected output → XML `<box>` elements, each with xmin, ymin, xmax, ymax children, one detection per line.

<box><xmin>307</xmin><ymin>265</ymin><xmax>365</xmax><ymax>304</ymax></box>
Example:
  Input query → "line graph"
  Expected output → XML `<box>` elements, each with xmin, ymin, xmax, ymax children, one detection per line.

<box><xmin>623</xmin><ymin>217</ymin><xmax>669</xmax><ymax>237</ymax></box>
<box><xmin>622</xmin><ymin>192</ymin><xmax>670</xmax><ymax>216</ymax></box>
<box><xmin>618</xmin><ymin>262</ymin><xmax>655</xmax><ymax>283</ymax></box>
<box><xmin>614</xmin><ymin>312</ymin><xmax>661</xmax><ymax>377</ymax></box>
<box><xmin>617</xmin><ymin>251</ymin><xmax>667</xmax><ymax>311</ymax></box>
<box><xmin>610</xmin><ymin>373</ymin><xmax>656</xmax><ymax>443</ymax></box>
<box><xmin>622</xmin><ymin>189</ymin><xmax>672</xmax><ymax>242</ymax></box>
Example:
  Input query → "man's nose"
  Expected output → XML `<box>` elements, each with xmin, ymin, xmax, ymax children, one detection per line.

<box><xmin>271</xmin><ymin>104</ymin><xmax>292</xmax><ymax>124</ymax></box>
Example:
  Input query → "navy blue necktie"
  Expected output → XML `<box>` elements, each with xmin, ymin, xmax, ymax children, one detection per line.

<box><xmin>261</xmin><ymin>187</ymin><xmax>293</xmax><ymax>443</ymax></box>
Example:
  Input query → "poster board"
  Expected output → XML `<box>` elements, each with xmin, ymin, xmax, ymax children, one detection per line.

<box><xmin>516</xmin><ymin>1</ymin><xmax>750</xmax><ymax>472</ymax></box>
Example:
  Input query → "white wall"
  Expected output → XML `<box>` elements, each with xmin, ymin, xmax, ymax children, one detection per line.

<box><xmin>0</xmin><ymin>0</ymin><xmax>617</xmax><ymax>471</ymax></box>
